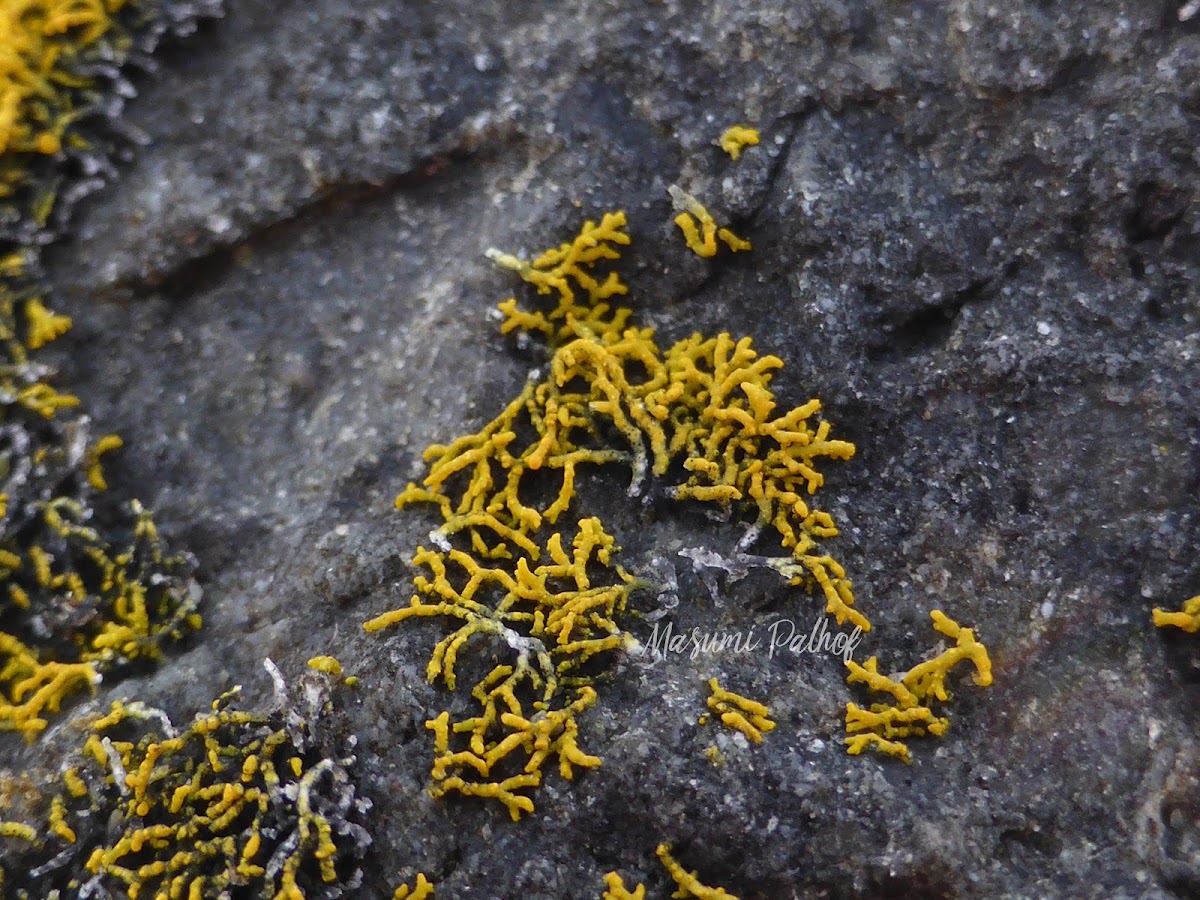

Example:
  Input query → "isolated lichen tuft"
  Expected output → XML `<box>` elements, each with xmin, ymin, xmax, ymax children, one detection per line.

<box><xmin>393</xmin><ymin>873</ymin><xmax>435</xmax><ymax>899</ymax></box>
<box><xmin>0</xmin><ymin>660</ymin><xmax>373</xmax><ymax>899</ymax></box>
<box><xmin>656</xmin><ymin>844</ymin><xmax>739</xmax><ymax>900</ymax></box>
<box><xmin>602</xmin><ymin>871</ymin><xmax>647</xmax><ymax>900</ymax></box>
<box><xmin>717</xmin><ymin>125</ymin><xmax>759</xmax><ymax>160</ymax></box>
<box><xmin>602</xmin><ymin>845</ymin><xmax>740</xmax><ymax>900</ymax></box>
<box><xmin>0</xmin><ymin>255</ymin><xmax>199</xmax><ymax>739</ymax></box>
<box><xmin>704</xmin><ymin>678</ymin><xmax>775</xmax><ymax>745</ymax></box>
<box><xmin>844</xmin><ymin>610</ymin><xmax>992</xmax><ymax>762</ymax></box>
<box><xmin>668</xmin><ymin>186</ymin><xmax>751</xmax><ymax>258</ymax></box>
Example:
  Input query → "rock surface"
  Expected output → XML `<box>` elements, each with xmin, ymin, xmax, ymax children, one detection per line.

<box><xmin>4</xmin><ymin>0</ymin><xmax>1200</xmax><ymax>897</ymax></box>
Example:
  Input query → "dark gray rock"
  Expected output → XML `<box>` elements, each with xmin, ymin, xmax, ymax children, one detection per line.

<box><xmin>4</xmin><ymin>0</ymin><xmax>1199</xmax><ymax>897</ymax></box>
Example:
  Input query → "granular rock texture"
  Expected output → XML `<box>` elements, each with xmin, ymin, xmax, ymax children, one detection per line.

<box><xmin>2</xmin><ymin>1</ymin><xmax>1198</xmax><ymax>897</ymax></box>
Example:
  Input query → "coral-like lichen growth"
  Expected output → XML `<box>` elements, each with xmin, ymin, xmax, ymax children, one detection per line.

<box><xmin>0</xmin><ymin>633</ymin><xmax>96</xmax><ymax>740</ymax></box>
<box><xmin>487</xmin><ymin>210</ymin><xmax>632</xmax><ymax>347</ymax></box>
<box><xmin>475</xmin><ymin>219</ymin><xmax>858</xmax><ymax>628</ymax></box>
<box><xmin>657</xmin><ymin>844</ymin><xmax>739</xmax><ymax>900</ymax></box>
<box><xmin>718</xmin><ymin>126</ymin><xmax>759</xmax><ymax>160</ymax></box>
<box><xmin>1152</xmin><ymin>595</ymin><xmax>1200</xmax><ymax>633</ymax></box>
<box><xmin>602</xmin><ymin>871</ymin><xmax>648</xmax><ymax>900</ymax></box>
<box><xmin>369</xmin><ymin>209</ymin><xmax>858</xmax><ymax>816</ymax></box>
<box><xmin>844</xmin><ymin>611</ymin><xmax>992</xmax><ymax>762</ymax></box>
<box><xmin>705</xmin><ymin>678</ymin><xmax>775</xmax><ymax>744</ymax></box>
<box><xmin>393</xmin><ymin>873</ymin><xmax>435</xmax><ymax>899</ymax></box>
<box><xmin>0</xmin><ymin>0</ymin><xmax>223</xmax><ymax>245</ymax></box>
<box><xmin>668</xmin><ymin>186</ymin><xmax>751</xmax><ymax>258</ymax></box>
<box><xmin>366</xmin><ymin>518</ymin><xmax>632</xmax><ymax>820</ymax></box>
<box><xmin>0</xmin><ymin>256</ymin><xmax>199</xmax><ymax>739</ymax></box>
<box><xmin>600</xmin><ymin>845</ymin><xmax>740</xmax><ymax>900</ymax></box>
<box><xmin>0</xmin><ymin>660</ymin><xmax>372</xmax><ymax>899</ymax></box>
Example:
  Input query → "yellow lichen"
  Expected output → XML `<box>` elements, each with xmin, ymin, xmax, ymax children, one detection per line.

<box><xmin>1153</xmin><ymin>595</ymin><xmax>1200</xmax><ymax>633</ymax></box>
<box><xmin>16</xmin><ymin>380</ymin><xmax>79</xmax><ymax>417</ymax></box>
<box><xmin>0</xmin><ymin>494</ymin><xmax>198</xmax><ymax>736</ymax></box>
<box><xmin>0</xmin><ymin>0</ymin><xmax>129</xmax><ymax>220</ymax></box>
<box><xmin>0</xmin><ymin>631</ymin><xmax>97</xmax><ymax>740</ymax></box>
<box><xmin>307</xmin><ymin>655</ymin><xmax>344</xmax><ymax>677</ymax></box>
<box><xmin>705</xmin><ymin>677</ymin><xmax>776</xmax><ymax>744</ymax></box>
<box><xmin>718</xmin><ymin>125</ymin><xmax>760</xmax><ymax>160</ymax></box>
<box><xmin>367</xmin><ymin>518</ymin><xmax>625</xmax><ymax>819</ymax></box>
<box><xmin>668</xmin><ymin>186</ymin><xmax>751</xmax><ymax>258</ymax></box>
<box><xmin>0</xmin><ymin>666</ymin><xmax>371</xmax><ymax>898</ymax></box>
<box><xmin>47</xmin><ymin>794</ymin><xmax>74</xmax><ymax>842</ymax></box>
<box><xmin>844</xmin><ymin>611</ymin><xmax>992</xmax><ymax>762</ymax></box>
<box><xmin>657</xmin><ymin>844</ymin><xmax>740</xmax><ymax>900</ymax></box>
<box><xmin>23</xmin><ymin>297</ymin><xmax>71</xmax><ymax>349</ymax></box>
<box><xmin>394</xmin><ymin>873</ymin><xmax>435</xmax><ymax>899</ymax></box>
<box><xmin>0</xmin><ymin>257</ymin><xmax>199</xmax><ymax>738</ymax></box>
<box><xmin>601</xmin><ymin>846</ymin><xmax>740</xmax><ymax>900</ymax></box>
<box><xmin>83</xmin><ymin>433</ymin><xmax>123</xmax><ymax>490</ymax></box>
<box><xmin>414</xmin><ymin>233</ymin><xmax>860</xmax><ymax>627</ymax></box>
<box><xmin>0</xmin><ymin>821</ymin><xmax>37</xmax><ymax>842</ymax></box>
<box><xmin>488</xmin><ymin>210</ymin><xmax>632</xmax><ymax>346</ymax></box>
<box><xmin>0</xmin><ymin>1</ymin><xmax>126</xmax><ymax>155</ymax></box>
<box><xmin>371</xmin><ymin>210</ymin><xmax>861</xmax><ymax>818</ymax></box>
<box><xmin>602</xmin><ymin>872</ymin><xmax>648</xmax><ymax>900</ymax></box>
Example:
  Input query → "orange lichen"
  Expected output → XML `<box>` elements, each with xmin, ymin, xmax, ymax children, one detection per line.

<box><xmin>845</xmin><ymin>611</ymin><xmax>992</xmax><ymax>762</ymax></box>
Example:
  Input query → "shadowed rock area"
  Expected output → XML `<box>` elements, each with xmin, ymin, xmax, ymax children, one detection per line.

<box><xmin>3</xmin><ymin>0</ymin><xmax>1199</xmax><ymax>897</ymax></box>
